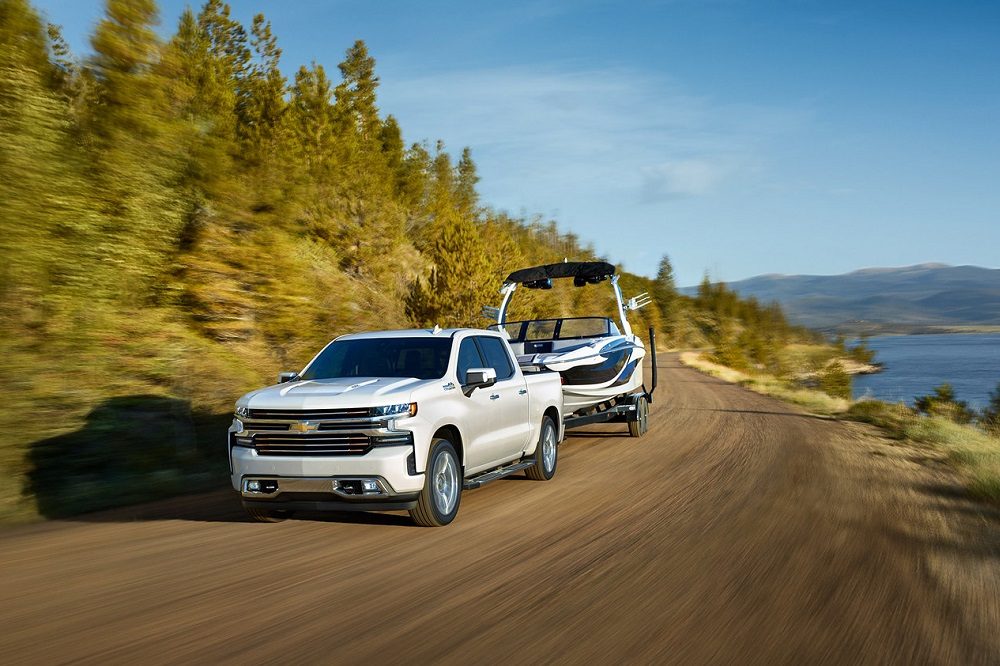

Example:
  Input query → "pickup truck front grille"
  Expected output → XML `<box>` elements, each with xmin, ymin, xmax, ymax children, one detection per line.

<box><xmin>249</xmin><ymin>407</ymin><xmax>372</xmax><ymax>421</ymax></box>
<box><xmin>253</xmin><ymin>433</ymin><xmax>372</xmax><ymax>456</ymax></box>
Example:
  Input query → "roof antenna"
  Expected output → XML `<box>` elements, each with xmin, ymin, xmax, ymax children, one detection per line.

<box><xmin>563</xmin><ymin>257</ymin><xmax>568</xmax><ymax>263</ymax></box>
<box><xmin>432</xmin><ymin>324</ymin><xmax>442</xmax><ymax>334</ymax></box>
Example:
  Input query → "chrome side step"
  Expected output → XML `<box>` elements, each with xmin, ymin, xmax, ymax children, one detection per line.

<box><xmin>463</xmin><ymin>460</ymin><xmax>535</xmax><ymax>490</ymax></box>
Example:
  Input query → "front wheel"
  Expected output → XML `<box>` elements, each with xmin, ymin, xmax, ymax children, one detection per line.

<box><xmin>410</xmin><ymin>438</ymin><xmax>462</xmax><ymax>527</ymax></box>
<box><xmin>525</xmin><ymin>416</ymin><xmax>558</xmax><ymax>481</ymax></box>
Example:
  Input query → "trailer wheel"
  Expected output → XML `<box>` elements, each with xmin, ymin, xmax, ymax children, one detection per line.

<box><xmin>628</xmin><ymin>395</ymin><xmax>649</xmax><ymax>437</ymax></box>
<box><xmin>410</xmin><ymin>438</ymin><xmax>462</xmax><ymax>527</ymax></box>
<box><xmin>525</xmin><ymin>416</ymin><xmax>558</xmax><ymax>481</ymax></box>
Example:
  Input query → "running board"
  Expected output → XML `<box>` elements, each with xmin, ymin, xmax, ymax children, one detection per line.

<box><xmin>463</xmin><ymin>460</ymin><xmax>535</xmax><ymax>490</ymax></box>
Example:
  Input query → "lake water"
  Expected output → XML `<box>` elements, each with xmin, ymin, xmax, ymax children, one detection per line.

<box><xmin>852</xmin><ymin>334</ymin><xmax>1000</xmax><ymax>409</ymax></box>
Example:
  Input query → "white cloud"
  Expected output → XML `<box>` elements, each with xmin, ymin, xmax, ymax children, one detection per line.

<box><xmin>377</xmin><ymin>62</ymin><xmax>809</xmax><ymax>272</ymax></box>
<box><xmin>640</xmin><ymin>158</ymin><xmax>734</xmax><ymax>201</ymax></box>
<box><xmin>380</xmin><ymin>63</ymin><xmax>801</xmax><ymax>195</ymax></box>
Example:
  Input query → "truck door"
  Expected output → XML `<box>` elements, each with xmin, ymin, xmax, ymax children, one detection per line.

<box><xmin>474</xmin><ymin>335</ymin><xmax>531</xmax><ymax>463</ymax></box>
<box><xmin>456</xmin><ymin>337</ymin><xmax>499</xmax><ymax>473</ymax></box>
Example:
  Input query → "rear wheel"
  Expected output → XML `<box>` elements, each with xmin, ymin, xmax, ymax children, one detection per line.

<box><xmin>526</xmin><ymin>416</ymin><xmax>558</xmax><ymax>481</ymax></box>
<box><xmin>628</xmin><ymin>395</ymin><xmax>649</xmax><ymax>437</ymax></box>
<box><xmin>243</xmin><ymin>505</ymin><xmax>291</xmax><ymax>523</ymax></box>
<box><xmin>410</xmin><ymin>438</ymin><xmax>462</xmax><ymax>527</ymax></box>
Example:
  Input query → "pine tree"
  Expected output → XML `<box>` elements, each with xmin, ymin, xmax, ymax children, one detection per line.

<box><xmin>653</xmin><ymin>254</ymin><xmax>677</xmax><ymax>313</ymax></box>
<box><xmin>242</xmin><ymin>13</ymin><xmax>285</xmax><ymax>162</ymax></box>
<box><xmin>455</xmin><ymin>146</ymin><xmax>479</xmax><ymax>216</ymax></box>
<box><xmin>334</xmin><ymin>40</ymin><xmax>380</xmax><ymax>142</ymax></box>
<box><xmin>287</xmin><ymin>62</ymin><xmax>335</xmax><ymax>172</ymax></box>
<box><xmin>88</xmin><ymin>0</ymin><xmax>184</xmax><ymax>298</ymax></box>
<box><xmin>0</xmin><ymin>0</ymin><xmax>95</xmax><ymax>312</ymax></box>
<box><xmin>406</xmin><ymin>212</ymin><xmax>494</xmax><ymax>328</ymax></box>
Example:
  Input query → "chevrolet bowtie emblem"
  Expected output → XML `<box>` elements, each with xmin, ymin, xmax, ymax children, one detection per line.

<box><xmin>290</xmin><ymin>421</ymin><xmax>319</xmax><ymax>433</ymax></box>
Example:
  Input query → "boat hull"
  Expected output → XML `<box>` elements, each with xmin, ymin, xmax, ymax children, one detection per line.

<box><xmin>519</xmin><ymin>336</ymin><xmax>646</xmax><ymax>414</ymax></box>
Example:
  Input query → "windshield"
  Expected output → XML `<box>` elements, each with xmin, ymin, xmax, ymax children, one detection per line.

<box><xmin>300</xmin><ymin>337</ymin><xmax>453</xmax><ymax>380</ymax></box>
<box><xmin>492</xmin><ymin>317</ymin><xmax>618</xmax><ymax>342</ymax></box>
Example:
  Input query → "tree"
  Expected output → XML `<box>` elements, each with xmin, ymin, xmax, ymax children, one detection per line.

<box><xmin>406</xmin><ymin>212</ymin><xmax>495</xmax><ymax>328</ymax></box>
<box><xmin>818</xmin><ymin>361</ymin><xmax>851</xmax><ymax>400</ymax></box>
<box><xmin>287</xmin><ymin>62</ymin><xmax>335</xmax><ymax>171</ymax></box>
<box><xmin>241</xmin><ymin>13</ymin><xmax>285</xmax><ymax>161</ymax></box>
<box><xmin>653</xmin><ymin>254</ymin><xmax>677</xmax><ymax>315</ymax></box>
<box><xmin>455</xmin><ymin>146</ymin><xmax>479</xmax><ymax>216</ymax></box>
<box><xmin>914</xmin><ymin>384</ymin><xmax>975</xmax><ymax>424</ymax></box>
<box><xmin>334</xmin><ymin>40</ymin><xmax>379</xmax><ymax>142</ymax></box>
<box><xmin>379</xmin><ymin>115</ymin><xmax>404</xmax><ymax>176</ymax></box>
<box><xmin>0</xmin><ymin>0</ymin><xmax>95</xmax><ymax>313</ymax></box>
<box><xmin>980</xmin><ymin>382</ymin><xmax>1000</xmax><ymax>436</ymax></box>
<box><xmin>87</xmin><ymin>0</ymin><xmax>185</xmax><ymax>298</ymax></box>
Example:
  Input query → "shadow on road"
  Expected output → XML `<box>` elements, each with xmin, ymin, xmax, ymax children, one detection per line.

<box><xmin>564</xmin><ymin>429</ymin><xmax>634</xmax><ymax>438</ymax></box>
<box><xmin>74</xmin><ymin>489</ymin><xmax>421</xmax><ymax>527</ymax></box>
<box><xmin>25</xmin><ymin>396</ymin><xmax>232</xmax><ymax>520</ymax></box>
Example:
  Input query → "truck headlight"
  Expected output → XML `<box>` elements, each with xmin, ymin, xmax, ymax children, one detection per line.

<box><xmin>235</xmin><ymin>405</ymin><xmax>250</xmax><ymax>418</ymax></box>
<box><xmin>372</xmin><ymin>402</ymin><xmax>417</xmax><ymax>417</ymax></box>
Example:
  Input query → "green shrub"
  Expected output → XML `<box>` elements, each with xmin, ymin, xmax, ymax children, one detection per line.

<box><xmin>914</xmin><ymin>384</ymin><xmax>975</xmax><ymax>424</ymax></box>
<box><xmin>818</xmin><ymin>361</ymin><xmax>851</xmax><ymax>400</ymax></box>
<box><xmin>845</xmin><ymin>400</ymin><xmax>912</xmax><ymax>439</ymax></box>
<box><xmin>847</xmin><ymin>337</ymin><xmax>876</xmax><ymax>364</ymax></box>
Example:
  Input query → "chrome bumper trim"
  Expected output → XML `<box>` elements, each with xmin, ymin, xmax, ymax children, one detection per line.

<box><xmin>239</xmin><ymin>475</ymin><xmax>402</xmax><ymax>499</ymax></box>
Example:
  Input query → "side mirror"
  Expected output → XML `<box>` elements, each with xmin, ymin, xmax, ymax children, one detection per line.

<box><xmin>463</xmin><ymin>367</ymin><xmax>497</xmax><ymax>395</ymax></box>
<box><xmin>278</xmin><ymin>371</ymin><xmax>299</xmax><ymax>384</ymax></box>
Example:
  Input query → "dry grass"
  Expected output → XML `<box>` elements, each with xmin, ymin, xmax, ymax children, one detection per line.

<box><xmin>680</xmin><ymin>351</ymin><xmax>849</xmax><ymax>415</ymax></box>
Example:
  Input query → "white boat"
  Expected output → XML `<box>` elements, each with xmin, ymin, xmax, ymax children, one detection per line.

<box><xmin>487</xmin><ymin>261</ymin><xmax>653</xmax><ymax>414</ymax></box>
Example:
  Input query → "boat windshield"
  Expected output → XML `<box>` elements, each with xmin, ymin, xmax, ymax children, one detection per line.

<box><xmin>300</xmin><ymin>337</ymin><xmax>453</xmax><ymax>380</ymax></box>
<box><xmin>494</xmin><ymin>317</ymin><xmax>619</xmax><ymax>342</ymax></box>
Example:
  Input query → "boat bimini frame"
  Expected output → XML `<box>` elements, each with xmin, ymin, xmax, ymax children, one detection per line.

<box><xmin>491</xmin><ymin>261</ymin><xmax>653</xmax><ymax>338</ymax></box>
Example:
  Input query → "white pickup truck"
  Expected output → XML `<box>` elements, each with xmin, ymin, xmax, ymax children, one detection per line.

<box><xmin>229</xmin><ymin>328</ymin><xmax>563</xmax><ymax>526</ymax></box>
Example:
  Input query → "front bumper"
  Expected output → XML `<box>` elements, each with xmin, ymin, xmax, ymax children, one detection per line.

<box><xmin>239</xmin><ymin>476</ymin><xmax>420</xmax><ymax>512</ymax></box>
<box><xmin>231</xmin><ymin>442</ymin><xmax>424</xmax><ymax>489</ymax></box>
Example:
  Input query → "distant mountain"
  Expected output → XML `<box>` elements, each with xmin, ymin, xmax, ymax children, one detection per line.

<box><xmin>681</xmin><ymin>264</ymin><xmax>1000</xmax><ymax>331</ymax></box>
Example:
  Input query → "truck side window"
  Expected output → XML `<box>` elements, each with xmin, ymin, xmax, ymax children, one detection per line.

<box><xmin>476</xmin><ymin>336</ymin><xmax>515</xmax><ymax>381</ymax></box>
<box><xmin>457</xmin><ymin>338</ymin><xmax>486</xmax><ymax>382</ymax></box>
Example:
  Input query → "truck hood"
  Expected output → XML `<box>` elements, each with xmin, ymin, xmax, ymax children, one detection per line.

<box><xmin>241</xmin><ymin>377</ymin><xmax>429</xmax><ymax>410</ymax></box>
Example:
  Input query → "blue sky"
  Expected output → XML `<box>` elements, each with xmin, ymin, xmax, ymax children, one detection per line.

<box><xmin>33</xmin><ymin>0</ymin><xmax>1000</xmax><ymax>285</ymax></box>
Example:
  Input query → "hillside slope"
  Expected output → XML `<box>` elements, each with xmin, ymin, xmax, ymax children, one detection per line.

<box><xmin>683</xmin><ymin>264</ymin><xmax>1000</xmax><ymax>330</ymax></box>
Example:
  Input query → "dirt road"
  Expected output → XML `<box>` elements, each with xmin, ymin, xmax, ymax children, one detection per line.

<box><xmin>2</xmin><ymin>355</ymin><xmax>998</xmax><ymax>664</ymax></box>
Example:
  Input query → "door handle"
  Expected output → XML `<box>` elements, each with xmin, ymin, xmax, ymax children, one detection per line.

<box><xmin>490</xmin><ymin>394</ymin><xmax>500</xmax><ymax>400</ymax></box>
<box><xmin>518</xmin><ymin>389</ymin><xmax>528</xmax><ymax>395</ymax></box>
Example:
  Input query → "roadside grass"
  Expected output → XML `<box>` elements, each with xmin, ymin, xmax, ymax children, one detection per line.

<box><xmin>681</xmin><ymin>351</ymin><xmax>1000</xmax><ymax>502</ymax></box>
<box><xmin>679</xmin><ymin>351</ymin><xmax>849</xmax><ymax>415</ymax></box>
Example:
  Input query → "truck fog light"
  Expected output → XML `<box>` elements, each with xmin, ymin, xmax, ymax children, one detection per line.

<box><xmin>246</xmin><ymin>480</ymin><xmax>261</xmax><ymax>492</ymax></box>
<box><xmin>362</xmin><ymin>479</ymin><xmax>380</xmax><ymax>494</ymax></box>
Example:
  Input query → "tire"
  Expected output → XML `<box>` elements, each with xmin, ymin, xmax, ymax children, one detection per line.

<box><xmin>628</xmin><ymin>395</ymin><xmax>649</xmax><ymax>437</ymax></box>
<box><xmin>409</xmin><ymin>438</ymin><xmax>462</xmax><ymax>527</ymax></box>
<box><xmin>525</xmin><ymin>416</ymin><xmax>558</xmax><ymax>481</ymax></box>
<box><xmin>243</xmin><ymin>504</ymin><xmax>291</xmax><ymax>523</ymax></box>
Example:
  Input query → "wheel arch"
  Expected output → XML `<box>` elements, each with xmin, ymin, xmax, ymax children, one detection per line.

<box><xmin>432</xmin><ymin>424</ymin><xmax>464</xmax><ymax>469</ymax></box>
<box><xmin>543</xmin><ymin>405</ymin><xmax>562</xmax><ymax>440</ymax></box>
